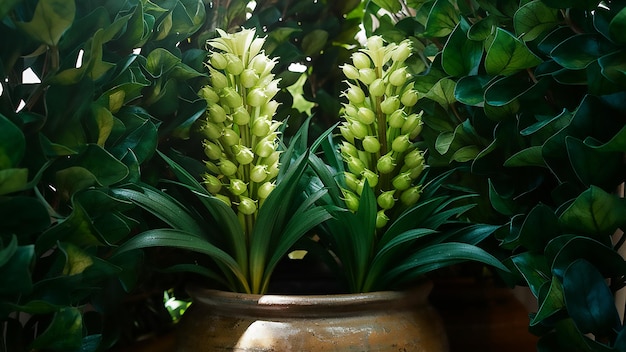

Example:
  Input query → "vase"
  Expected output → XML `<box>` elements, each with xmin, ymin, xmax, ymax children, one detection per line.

<box><xmin>175</xmin><ymin>281</ymin><xmax>449</xmax><ymax>351</ymax></box>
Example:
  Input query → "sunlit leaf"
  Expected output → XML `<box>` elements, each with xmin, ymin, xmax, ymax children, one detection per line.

<box><xmin>485</xmin><ymin>28</ymin><xmax>542</xmax><ymax>76</ymax></box>
<box><xmin>16</xmin><ymin>0</ymin><xmax>75</xmax><ymax>46</ymax></box>
<box><xmin>514</xmin><ymin>0</ymin><xmax>559</xmax><ymax>42</ymax></box>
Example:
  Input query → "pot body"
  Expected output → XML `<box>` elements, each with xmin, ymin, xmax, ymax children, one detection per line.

<box><xmin>176</xmin><ymin>282</ymin><xmax>449</xmax><ymax>351</ymax></box>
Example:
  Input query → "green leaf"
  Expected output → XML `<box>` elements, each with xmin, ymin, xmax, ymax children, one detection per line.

<box><xmin>55</xmin><ymin>167</ymin><xmax>97</xmax><ymax>200</ymax></box>
<box><xmin>484</xmin><ymin>73</ymin><xmax>537</xmax><ymax>107</ymax></box>
<box><xmin>72</xmin><ymin>144</ymin><xmax>129</xmax><ymax>186</ymax></box>
<box><xmin>563</xmin><ymin>259</ymin><xmax>621</xmax><ymax>335</ymax></box>
<box><xmin>371</xmin><ymin>0</ymin><xmax>402</xmax><ymax>13</ymax></box>
<box><xmin>424</xmin><ymin>0</ymin><xmax>460</xmax><ymax>37</ymax></box>
<box><xmin>30</xmin><ymin>307</ymin><xmax>83</xmax><ymax>350</ymax></box>
<box><xmin>302</xmin><ymin>29</ymin><xmax>328</xmax><ymax>56</ymax></box>
<box><xmin>0</xmin><ymin>0</ymin><xmax>20</xmax><ymax>19</ymax></box>
<box><xmin>566</xmin><ymin>136</ymin><xmax>622</xmax><ymax>188</ymax></box>
<box><xmin>36</xmin><ymin>202</ymin><xmax>102</xmax><ymax>253</ymax></box>
<box><xmin>550</xmin><ymin>236</ymin><xmax>626</xmax><ymax>280</ymax></box>
<box><xmin>511</xmin><ymin>252</ymin><xmax>550</xmax><ymax>297</ymax></box>
<box><xmin>551</xmin><ymin>34</ymin><xmax>617</xmax><ymax>70</ymax></box>
<box><xmin>454</xmin><ymin>75</ymin><xmax>492</xmax><ymax>106</ymax></box>
<box><xmin>0</xmin><ymin>113</ymin><xmax>25</xmax><ymax>169</ymax></box>
<box><xmin>442</xmin><ymin>18</ymin><xmax>483</xmax><ymax>76</ymax></box>
<box><xmin>451</xmin><ymin>145</ymin><xmax>480</xmax><ymax>162</ymax></box>
<box><xmin>518</xmin><ymin>204</ymin><xmax>561</xmax><ymax>251</ymax></box>
<box><xmin>504</xmin><ymin>146</ymin><xmax>546</xmax><ymax>167</ymax></box>
<box><xmin>488</xmin><ymin>179</ymin><xmax>519</xmax><ymax>216</ymax></box>
<box><xmin>145</xmin><ymin>48</ymin><xmax>181</xmax><ymax>78</ymax></box>
<box><xmin>485</xmin><ymin>28</ymin><xmax>543</xmax><ymax>76</ymax></box>
<box><xmin>425</xmin><ymin>78</ymin><xmax>457</xmax><ymax>109</ymax></box>
<box><xmin>542</xmin><ymin>0</ymin><xmax>607</xmax><ymax>10</ymax></box>
<box><xmin>0</xmin><ymin>245</ymin><xmax>34</xmax><ymax>295</ymax></box>
<box><xmin>513</xmin><ymin>0</ymin><xmax>560</xmax><ymax>42</ymax></box>
<box><xmin>0</xmin><ymin>168</ymin><xmax>28</xmax><ymax>195</ymax></box>
<box><xmin>559</xmin><ymin>186</ymin><xmax>626</xmax><ymax>237</ymax></box>
<box><xmin>608</xmin><ymin>7</ymin><xmax>626</xmax><ymax>44</ymax></box>
<box><xmin>0</xmin><ymin>235</ymin><xmax>18</xmax><ymax>267</ymax></box>
<box><xmin>114</xmin><ymin>228</ymin><xmax>248</xmax><ymax>293</ymax></box>
<box><xmin>382</xmin><ymin>242</ymin><xmax>509</xmax><ymax>288</ymax></box>
<box><xmin>468</xmin><ymin>15</ymin><xmax>498</xmax><ymax>41</ymax></box>
<box><xmin>16</xmin><ymin>0</ymin><xmax>76</xmax><ymax>46</ymax></box>
<box><xmin>530</xmin><ymin>276</ymin><xmax>565</xmax><ymax>327</ymax></box>
<box><xmin>598</xmin><ymin>50</ymin><xmax>626</xmax><ymax>85</ymax></box>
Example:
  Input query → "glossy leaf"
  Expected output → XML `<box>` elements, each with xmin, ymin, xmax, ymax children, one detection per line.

<box><xmin>16</xmin><ymin>0</ymin><xmax>75</xmax><ymax>46</ymax></box>
<box><xmin>504</xmin><ymin>146</ymin><xmax>545</xmax><ymax>167</ymax></box>
<box><xmin>114</xmin><ymin>228</ymin><xmax>248</xmax><ymax>293</ymax></box>
<box><xmin>485</xmin><ymin>28</ymin><xmax>543</xmax><ymax>76</ymax></box>
<box><xmin>608</xmin><ymin>7</ymin><xmax>626</xmax><ymax>44</ymax></box>
<box><xmin>0</xmin><ymin>113</ymin><xmax>25</xmax><ymax>169</ymax></box>
<box><xmin>30</xmin><ymin>307</ymin><xmax>83</xmax><ymax>350</ymax></box>
<box><xmin>530</xmin><ymin>276</ymin><xmax>565</xmax><ymax>327</ymax></box>
<box><xmin>514</xmin><ymin>0</ymin><xmax>560</xmax><ymax>42</ymax></box>
<box><xmin>468</xmin><ymin>15</ymin><xmax>498</xmax><ymax>41</ymax></box>
<box><xmin>454</xmin><ymin>75</ymin><xmax>492</xmax><ymax>106</ymax></box>
<box><xmin>566</xmin><ymin>136</ymin><xmax>623</xmax><ymax>188</ymax></box>
<box><xmin>511</xmin><ymin>252</ymin><xmax>551</xmax><ymax>297</ymax></box>
<box><xmin>424</xmin><ymin>0</ymin><xmax>460</xmax><ymax>37</ymax></box>
<box><xmin>598</xmin><ymin>50</ymin><xmax>626</xmax><ymax>85</ymax></box>
<box><xmin>559</xmin><ymin>186</ymin><xmax>626</xmax><ymax>237</ymax></box>
<box><xmin>371</xmin><ymin>0</ymin><xmax>402</xmax><ymax>13</ymax></box>
<box><xmin>518</xmin><ymin>204</ymin><xmax>560</xmax><ymax>251</ymax></box>
<box><xmin>425</xmin><ymin>78</ymin><xmax>457</xmax><ymax>109</ymax></box>
<box><xmin>551</xmin><ymin>34</ymin><xmax>617</xmax><ymax>70</ymax></box>
<box><xmin>562</xmin><ymin>259</ymin><xmax>621</xmax><ymax>335</ymax></box>
<box><xmin>484</xmin><ymin>73</ymin><xmax>536</xmax><ymax>107</ymax></box>
<box><xmin>551</xmin><ymin>236</ymin><xmax>626</xmax><ymax>280</ymax></box>
<box><xmin>442</xmin><ymin>18</ymin><xmax>483</xmax><ymax>76</ymax></box>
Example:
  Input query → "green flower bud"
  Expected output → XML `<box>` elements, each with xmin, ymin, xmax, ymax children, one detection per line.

<box><xmin>232</xmin><ymin>106</ymin><xmax>250</xmax><ymax>125</ymax></box>
<box><xmin>252</xmin><ymin>116</ymin><xmax>271</xmax><ymax>137</ymax></box>
<box><xmin>225</xmin><ymin>53</ymin><xmax>244</xmax><ymax>75</ymax></box>
<box><xmin>267</xmin><ymin>161</ymin><xmax>279</xmax><ymax>180</ymax></box>
<box><xmin>401</xmin><ymin>112</ymin><xmax>422</xmax><ymax>135</ymax></box>
<box><xmin>349</xmin><ymin>120</ymin><xmax>368</xmax><ymax>139</ymax></box>
<box><xmin>218</xmin><ymin>159</ymin><xmax>238</xmax><ymax>176</ymax></box>
<box><xmin>250</xmin><ymin>164</ymin><xmax>269</xmax><ymax>183</ymax></box>
<box><xmin>221</xmin><ymin>128</ymin><xmax>240</xmax><ymax>146</ymax></box>
<box><xmin>229</xmin><ymin>178</ymin><xmax>247</xmax><ymax>195</ymax></box>
<box><xmin>361</xmin><ymin>168</ymin><xmax>379</xmax><ymax>188</ymax></box>
<box><xmin>389</xmin><ymin>67</ymin><xmax>408</xmax><ymax>87</ymax></box>
<box><xmin>258</xmin><ymin>181</ymin><xmax>275</xmax><ymax>199</ymax></box>
<box><xmin>380</xmin><ymin>96</ymin><xmax>400</xmax><ymax>115</ymax></box>
<box><xmin>400</xmin><ymin>185</ymin><xmax>422</xmax><ymax>206</ymax></box>
<box><xmin>232</xmin><ymin>144</ymin><xmax>254</xmax><ymax>165</ymax></box>
<box><xmin>249</xmin><ymin>38</ymin><xmax>265</xmax><ymax>59</ymax></box>
<box><xmin>367</xmin><ymin>36</ymin><xmax>384</xmax><ymax>51</ymax></box>
<box><xmin>352</xmin><ymin>52</ymin><xmax>371</xmax><ymax>70</ymax></box>
<box><xmin>255</xmin><ymin>138</ymin><xmax>275</xmax><ymax>158</ymax></box>
<box><xmin>357</xmin><ymin>107</ymin><xmax>376</xmax><ymax>125</ymax></box>
<box><xmin>250</xmin><ymin>55</ymin><xmax>270</xmax><ymax>75</ymax></box>
<box><xmin>392</xmin><ymin>41</ymin><xmax>411</xmax><ymax>63</ymax></box>
<box><xmin>220</xmin><ymin>87</ymin><xmax>243</xmax><ymax>108</ymax></box>
<box><xmin>201</xmin><ymin>122</ymin><xmax>222</xmax><ymax>140</ymax></box>
<box><xmin>208</xmin><ymin>104</ymin><xmax>227</xmax><ymax>123</ymax></box>
<box><xmin>344</xmin><ymin>172</ymin><xmax>359</xmax><ymax>192</ymax></box>
<box><xmin>342</xmin><ymin>64</ymin><xmax>360</xmax><ymax>80</ymax></box>
<box><xmin>210</xmin><ymin>68</ymin><xmax>228</xmax><ymax>89</ymax></box>
<box><xmin>203</xmin><ymin>140</ymin><xmax>222</xmax><ymax>160</ymax></box>
<box><xmin>214</xmin><ymin>194</ymin><xmax>231</xmax><ymax>206</ymax></box>
<box><xmin>265</xmin><ymin>80</ymin><xmax>280</xmax><ymax>100</ymax></box>
<box><xmin>392</xmin><ymin>171</ymin><xmax>413</xmax><ymax>191</ymax></box>
<box><xmin>260</xmin><ymin>150</ymin><xmax>281</xmax><ymax>167</ymax></box>
<box><xmin>203</xmin><ymin>174</ymin><xmax>222</xmax><ymax>193</ymax></box>
<box><xmin>205</xmin><ymin>161</ymin><xmax>220</xmax><ymax>174</ymax></box>
<box><xmin>409</xmin><ymin>123</ymin><xmax>423</xmax><ymax>140</ymax></box>
<box><xmin>339</xmin><ymin>124</ymin><xmax>354</xmax><ymax>144</ymax></box>
<box><xmin>358</xmin><ymin>68</ymin><xmax>377</xmax><ymax>85</ymax></box>
<box><xmin>241</xmin><ymin>68</ymin><xmax>259</xmax><ymax>88</ymax></box>
<box><xmin>401</xmin><ymin>89</ymin><xmax>419</xmax><ymax>107</ymax></box>
<box><xmin>343</xmin><ymin>104</ymin><xmax>358</xmax><ymax>118</ymax></box>
<box><xmin>388</xmin><ymin>109</ymin><xmax>406</xmax><ymax>129</ymax></box>
<box><xmin>346</xmin><ymin>84</ymin><xmax>365</xmax><ymax>105</ymax></box>
<box><xmin>409</xmin><ymin>163</ymin><xmax>425</xmax><ymax>179</ymax></box>
<box><xmin>377</xmin><ymin>152</ymin><xmax>396</xmax><ymax>174</ymax></box>
<box><xmin>199</xmin><ymin>86</ymin><xmax>220</xmax><ymax>103</ymax></box>
<box><xmin>392</xmin><ymin>134</ymin><xmax>411</xmax><ymax>153</ymax></box>
<box><xmin>377</xmin><ymin>190</ymin><xmax>396</xmax><ymax>210</ymax></box>
<box><xmin>238</xmin><ymin>196</ymin><xmax>257</xmax><ymax>215</ymax></box>
<box><xmin>346</xmin><ymin>155</ymin><xmax>366</xmax><ymax>175</ymax></box>
<box><xmin>261</xmin><ymin>100</ymin><xmax>280</xmax><ymax>117</ymax></box>
<box><xmin>376</xmin><ymin>209</ymin><xmax>389</xmax><ymax>228</ymax></box>
<box><xmin>340</xmin><ymin>142</ymin><xmax>359</xmax><ymax>159</ymax></box>
<box><xmin>354</xmin><ymin>178</ymin><xmax>365</xmax><ymax>195</ymax></box>
<box><xmin>342</xmin><ymin>189</ymin><xmax>360</xmax><ymax>212</ymax></box>
<box><xmin>247</xmin><ymin>88</ymin><xmax>267</xmax><ymax>107</ymax></box>
<box><xmin>362</xmin><ymin>136</ymin><xmax>381</xmax><ymax>154</ymax></box>
<box><xmin>210</xmin><ymin>52</ymin><xmax>228</xmax><ymax>70</ymax></box>
<box><xmin>404</xmin><ymin>149</ymin><xmax>425</xmax><ymax>169</ymax></box>
<box><xmin>369</xmin><ymin>78</ymin><xmax>385</xmax><ymax>97</ymax></box>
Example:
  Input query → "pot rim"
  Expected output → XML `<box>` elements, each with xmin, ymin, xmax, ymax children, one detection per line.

<box><xmin>186</xmin><ymin>280</ymin><xmax>434</xmax><ymax>317</ymax></box>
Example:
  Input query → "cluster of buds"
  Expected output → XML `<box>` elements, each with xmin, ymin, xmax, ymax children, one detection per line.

<box><xmin>198</xmin><ymin>28</ymin><xmax>282</xmax><ymax>234</ymax></box>
<box><xmin>339</xmin><ymin>36</ymin><xmax>426</xmax><ymax>229</ymax></box>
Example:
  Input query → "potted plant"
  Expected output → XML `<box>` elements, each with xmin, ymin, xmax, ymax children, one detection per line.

<box><xmin>110</xmin><ymin>18</ymin><xmax>509</xmax><ymax>350</ymax></box>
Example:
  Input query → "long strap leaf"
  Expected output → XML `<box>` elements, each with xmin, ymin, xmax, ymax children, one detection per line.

<box><xmin>113</xmin><ymin>228</ymin><xmax>250</xmax><ymax>293</ymax></box>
